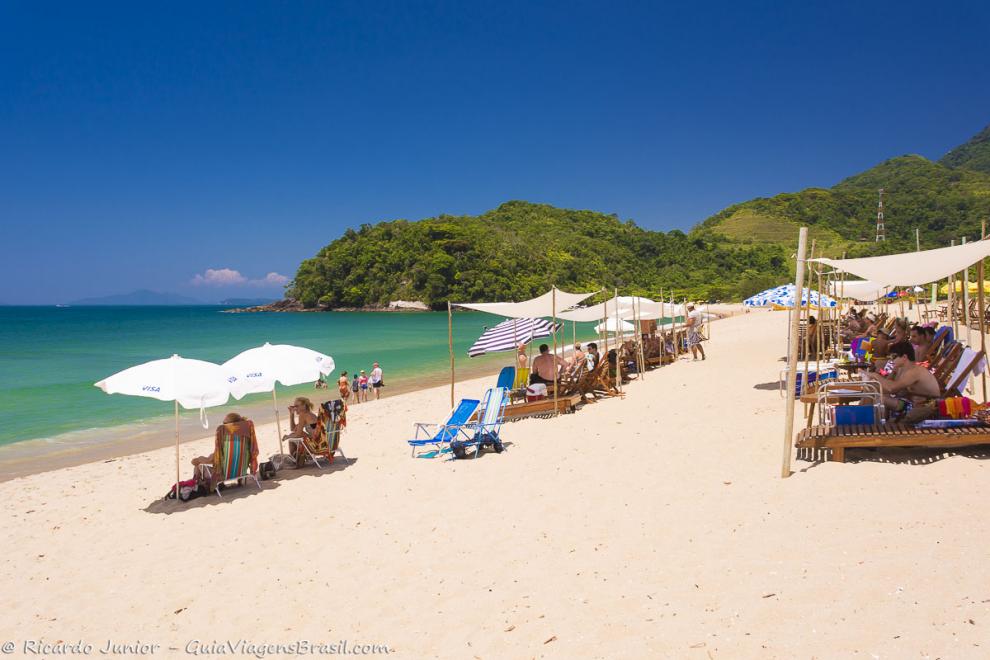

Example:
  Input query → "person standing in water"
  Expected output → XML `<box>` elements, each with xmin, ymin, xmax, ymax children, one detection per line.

<box><xmin>370</xmin><ymin>362</ymin><xmax>384</xmax><ymax>400</ymax></box>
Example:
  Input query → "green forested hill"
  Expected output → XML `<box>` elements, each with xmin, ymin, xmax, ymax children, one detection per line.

<box><xmin>289</xmin><ymin>202</ymin><xmax>790</xmax><ymax>308</ymax></box>
<box><xmin>289</xmin><ymin>123</ymin><xmax>990</xmax><ymax>308</ymax></box>
<box><xmin>697</xmin><ymin>150</ymin><xmax>990</xmax><ymax>257</ymax></box>
<box><xmin>939</xmin><ymin>124</ymin><xmax>990</xmax><ymax>174</ymax></box>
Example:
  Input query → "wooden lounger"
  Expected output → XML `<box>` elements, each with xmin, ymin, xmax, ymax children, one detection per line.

<box><xmin>502</xmin><ymin>393</ymin><xmax>582</xmax><ymax>420</ymax></box>
<box><xmin>796</xmin><ymin>422</ymin><xmax>990</xmax><ymax>463</ymax></box>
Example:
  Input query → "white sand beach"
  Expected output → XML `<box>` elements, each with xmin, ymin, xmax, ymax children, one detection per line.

<box><xmin>1</xmin><ymin>310</ymin><xmax>988</xmax><ymax>658</ymax></box>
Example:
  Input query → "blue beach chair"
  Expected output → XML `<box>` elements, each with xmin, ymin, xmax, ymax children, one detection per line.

<box><xmin>496</xmin><ymin>366</ymin><xmax>515</xmax><ymax>390</ymax></box>
<box><xmin>451</xmin><ymin>387</ymin><xmax>509</xmax><ymax>459</ymax></box>
<box><xmin>408</xmin><ymin>398</ymin><xmax>480</xmax><ymax>458</ymax></box>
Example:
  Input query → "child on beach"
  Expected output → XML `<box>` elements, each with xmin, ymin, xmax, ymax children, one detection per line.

<box><xmin>351</xmin><ymin>372</ymin><xmax>361</xmax><ymax>404</ymax></box>
<box><xmin>358</xmin><ymin>370</ymin><xmax>369</xmax><ymax>402</ymax></box>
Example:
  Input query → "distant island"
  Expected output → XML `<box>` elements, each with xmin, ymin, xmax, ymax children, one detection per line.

<box><xmin>69</xmin><ymin>289</ymin><xmax>206</xmax><ymax>306</ymax></box>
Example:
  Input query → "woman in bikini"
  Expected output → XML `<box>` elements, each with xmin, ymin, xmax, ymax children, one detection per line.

<box><xmin>283</xmin><ymin>396</ymin><xmax>319</xmax><ymax>464</ymax></box>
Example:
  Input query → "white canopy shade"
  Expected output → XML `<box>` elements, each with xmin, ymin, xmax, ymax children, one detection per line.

<box><xmin>815</xmin><ymin>239</ymin><xmax>990</xmax><ymax>287</ymax></box>
<box><xmin>557</xmin><ymin>297</ymin><xmax>629</xmax><ymax>322</ymax></box>
<box><xmin>828</xmin><ymin>280</ymin><xmax>891</xmax><ymax>301</ymax></box>
<box><xmin>95</xmin><ymin>354</ymin><xmax>230</xmax><ymax>409</ymax></box>
<box><xmin>557</xmin><ymin>296</ymin><xmax>686</xmax><ymax>323</ymax></box>
<box><xmin>595</xmin><ymin>318</ymin><xmax>635</xmax><ymax>334</ymax></box>
<box><xmin>454</xmin><ymin>287</ymin><xmax>597</xmax><ymax>319</ymax></box>
<box><xmin>223</xmin><ymin>342</ymin><xmax>336</xmax><ymax>399</ymax></box>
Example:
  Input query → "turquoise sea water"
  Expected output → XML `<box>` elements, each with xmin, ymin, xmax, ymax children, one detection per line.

<box><xmin>0</xmin><ymin>306</ymin><xmax>602</xmax><ymax>447</ymax></box>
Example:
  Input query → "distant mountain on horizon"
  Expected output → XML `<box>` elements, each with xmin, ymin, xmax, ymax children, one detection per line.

<box><xmin>69</xmin><ymin>289</ymin><xmax>208</xmax><ymax>306</ymax></box>
<box><xmin>218</xmin><ymin>297</ymin><xmax>279</xmax><ymax>306</ymax></box>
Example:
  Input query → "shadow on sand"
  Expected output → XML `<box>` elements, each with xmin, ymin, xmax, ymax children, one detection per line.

<box><xmin>796</xmin><ymin>446</ymin><xmax>990</xmax><ymax>470</ymax></box>
<box><xmin>143</xmin><ymin>457</ymin><xmax>358</xmax><ymax>515</ymax></box>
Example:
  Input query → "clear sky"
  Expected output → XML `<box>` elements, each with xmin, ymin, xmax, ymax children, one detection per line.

<box><xmin>3</xmin><ymin>1</ymin><xmax>989</xmax><ymax>304</ymax></box>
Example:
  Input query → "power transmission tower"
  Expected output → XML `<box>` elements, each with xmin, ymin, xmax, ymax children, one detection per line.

<box><xmin>875</xmin><ymin>188</ymin><xmax>885</xmax><ymax>242</ymax></box>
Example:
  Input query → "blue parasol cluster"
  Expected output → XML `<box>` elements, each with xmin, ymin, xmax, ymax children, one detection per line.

<box><xmin>743</xmin><ymin>284</ymin><xmax>837</xmax><ymax>308</ymax></box>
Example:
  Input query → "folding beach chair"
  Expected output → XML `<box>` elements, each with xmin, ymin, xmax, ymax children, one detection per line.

<box><xmin>295</xmin><ymin>400</ymin><xmax>349</xmax><ymax>469</ymax></box>
<box><xmin>496</xmin><ymin>366</ymin><xmax>515</xmax><ymax>390</ymax></box>
<box><xmin>451</xmin><ymin>387</ymin><xmax>509</xmax><ymax>459</ymax></box>
<box><xmin>201</xmin><ymin>420</ymin><xmax>261</xmax><ymax>497</ymax></box>
<box><xmin>408</xmin><ymin>398</ymin><xmax>480</xmax><ymax>458</ymax></box>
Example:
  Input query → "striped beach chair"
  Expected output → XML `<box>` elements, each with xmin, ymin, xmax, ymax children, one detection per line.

<box><xmin>207</xmin><ymin>421</ymin><xmax>261</xmax><ymax>497</ymax></box>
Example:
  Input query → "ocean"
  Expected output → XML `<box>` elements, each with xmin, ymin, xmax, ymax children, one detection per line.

<box><xmin>0</xmin><ymin>306</ymin><xmax>603</xmax><ymax>450</ymax></box>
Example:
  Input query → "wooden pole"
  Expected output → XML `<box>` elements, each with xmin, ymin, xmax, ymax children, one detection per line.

<box><xmin>613</xmin><ymin>287</ymin><xmax>622</xmax><ymax>393</ymax></box>
<box><xmin>802</xmin><ymin>240</ymin><xmax>816</xmax><ymax>392</ymax></box>
<box><xmin>963</xmin><ymin>237</ymin><xmax>973</xmax><ymax>348</ymax></box>
<box><xmin>980</xmin><ymin>221</ymin><xmax>988</xmax><ymax>403</ymax></box>
<box><xmin>950</xmin><ymin>240</ymin><xmax>957</xmax><ymax>338</ymax></box>
<box><xmin>447</xmin><ymin>301</ymin><xmax>455</xmax><ymax>408</ymax></box>
<box><xmin>916</xmin><ymin>227</ymin><xmax>921</xmax><ymax>252</ymax></box>
<box><xmin>637</xmin><ymin>296</ymin><xmax>647</xmax><ymax>377</ymax></box>
<box><xmin>671</xmin><ymin>292</ymin><xmax>678</xmax><ymax>359</ymax></box>
<box><xmin>174</xmin><ymin>400</ymin><xmax>180</xmax><ymax>499</ymax></box>
<box><xmin>552</xmin><ymin>287</ymin><xmax>559</xmax><ymax>415</ymax></box>
<box><xmin>782</xmin><ymin>227</ymin><xmax>809</xmax><ymax>478</ymax></box>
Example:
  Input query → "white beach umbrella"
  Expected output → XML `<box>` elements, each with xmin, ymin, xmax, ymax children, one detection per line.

<box><xmin>94</xmin><ymin>354</ymin><xmax>230</xmax><ymax>498</ymax></box>
<box><xmin>222</xmin><ymin>342</ymin><xmax>335</xmax><ymax>457</ymax></box>
<box><xmin>595</xmin><ymin>318</ymin><xmax>635</xmax><ymax>335</ymax></box>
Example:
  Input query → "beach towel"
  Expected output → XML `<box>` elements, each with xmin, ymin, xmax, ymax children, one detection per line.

<box><xmin>938</xmin><ymin>396</ymin><xmax>974</xmax><ymax>419</ymax></box>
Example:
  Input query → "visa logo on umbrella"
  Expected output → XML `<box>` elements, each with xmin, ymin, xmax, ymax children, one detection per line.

<box><xmin>247</xmin><ymin>372</ymin><xmax>263</xmax><ymax>378</ymax></box>
<box><xmin>142</xmin><ymin>385</ymin><xmax>161</xmax><ymax>392</ymax></box>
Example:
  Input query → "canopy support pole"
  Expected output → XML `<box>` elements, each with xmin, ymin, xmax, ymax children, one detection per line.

<box><xmin>614</xmin><ymin>287</ymin><xmax>622</xmax><ymax>393</ymax></box>
<box><xmin>782</xmin><ymin>227</ymin><xmax>808</xmax><ymax>478</ymax></box>
<box><xmin>552</xmin><ymin>287</ymin><xmax>559</xmax><ymax>416</ymax></box>
<box><xmin>637</xmin><ymin>297</ymin><xmax>646</xmax><ymax>378</ymax></box>
<box><xmin>981</xmin><ymin>221</ymin><xmax>988</xmax><ymax>403</ymax></box>
<box><xmin>174</xmin><ymin>400</ymin><xmax>180</xmax><ymax>500</ymax></box>
<box><xmin>950</xmin><ymin>240</ymin><xmax>958</xmax><ymax>338</ymax></box>
<box><xmin>671</xmin><ymin>292</ymin><xmax>678</xmax><ymax>360</ymax></box>
<box><xmin>802</xmin><ymin>240</ymin><xmax>816</xmax><ymax>395</ymax></box>
<box><xmin>963</xmin><ymin>236</ymin><xmax>973</xmax><ymax>348</ymax></box>
<box><xmin>448</xmin><ymin>302</ymin><xmax>455</xmax><ymax>408</ymax></box>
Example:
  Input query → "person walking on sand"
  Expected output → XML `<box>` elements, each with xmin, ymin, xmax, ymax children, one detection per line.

<box><xmin>338</xmin><ymin>371</ymin><xmax>351</xmax><ymax>402</ymax></box>
<box><xmin>686</xmin><ymin>304</ymin><xmax>706</xmax><ymax>361</ymax></box>
<box><xmin>370</xmin><ymin>362</ymin><xmax>384</xmax><ymax>400</ymax></box>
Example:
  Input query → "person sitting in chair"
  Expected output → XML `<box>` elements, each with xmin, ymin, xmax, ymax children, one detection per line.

<box><xmin>190</xmin><ymin>412</ymin><xmax>259</xmax><ymax>487</ymax></box>
<box><xmin>861</xmin><ymin>341</ymin><xmax>940</xmax><ymax>418</ymax></box>
<box><xmin>529</xmin><ymin>343</ymin><xmax>565</xmax><ymax>385</ymax></box>
<box><xmin>283</xmin><ymin>397</ymin><xmax>318</xmax><ymax>461</ymax></box>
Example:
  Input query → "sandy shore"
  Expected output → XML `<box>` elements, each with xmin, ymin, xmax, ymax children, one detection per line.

<box><xmin>2</xmin><ymin>308</ymin><xmax>987</xmax><ymax>658</ymax></box>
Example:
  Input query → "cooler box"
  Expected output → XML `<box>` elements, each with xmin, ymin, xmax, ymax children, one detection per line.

<box><xmin>833</xmin><ymin>405</ymin><xmax>876</xmax><ymax>426</ymax></box>
<box><xmin>526</xmin><ymin>383</ymin><xmax>547</xmax><ymax>402</ymax></box>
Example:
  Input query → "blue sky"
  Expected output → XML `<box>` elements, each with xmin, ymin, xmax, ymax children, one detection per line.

<box><xmin>2</xmin><ymin>1</ymin><xmax>989</xmax><ymax>304</ymax></box>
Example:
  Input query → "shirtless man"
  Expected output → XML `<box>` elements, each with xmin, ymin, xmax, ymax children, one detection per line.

<box><xmin>862</xmin><ymin>341</ymin><xmax>940</xmax><ymax>416</ymax></box>
<box><xmin>909</xmin><ymin>325</ymin><xmax>933</xmax><ymax>363</ymax></box>
<box><xmin>529</xmin><ymin>343</ymin><xmax>566</xmax><ymax>385</ymax></box>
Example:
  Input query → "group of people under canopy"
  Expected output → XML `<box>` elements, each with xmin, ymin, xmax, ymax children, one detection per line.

<box><xmin>832</xmin><ymin>308</ymin><xmax>945</xmax><ymax>417</ymax></box>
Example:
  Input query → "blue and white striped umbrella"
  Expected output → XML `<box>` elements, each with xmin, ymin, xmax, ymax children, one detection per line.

<box><xmin>743</xmin><ymin>284</ymin><xmax>836</xmax><ymax>308</ymax></box>
<box><xmin>468</xmin><ymin>317</ymin><xmax>562</xmax><ymax>357</ymax></box>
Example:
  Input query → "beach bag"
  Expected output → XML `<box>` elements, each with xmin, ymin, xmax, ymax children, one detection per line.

<box><xmin>164</xmin><ymin>478</ymin><xmax>205</xmax><ymax>502</ymax></box>
<box><xmin>258</xmin><ymin>460</ymin><xmax>276</xmax><ymax>481</ymax></box>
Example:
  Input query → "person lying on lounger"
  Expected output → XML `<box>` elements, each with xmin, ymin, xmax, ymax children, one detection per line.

<box><xmin>861</xmin><ymin>341</ymin><xmax>940</xmax><ymax>417</ymax></box>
